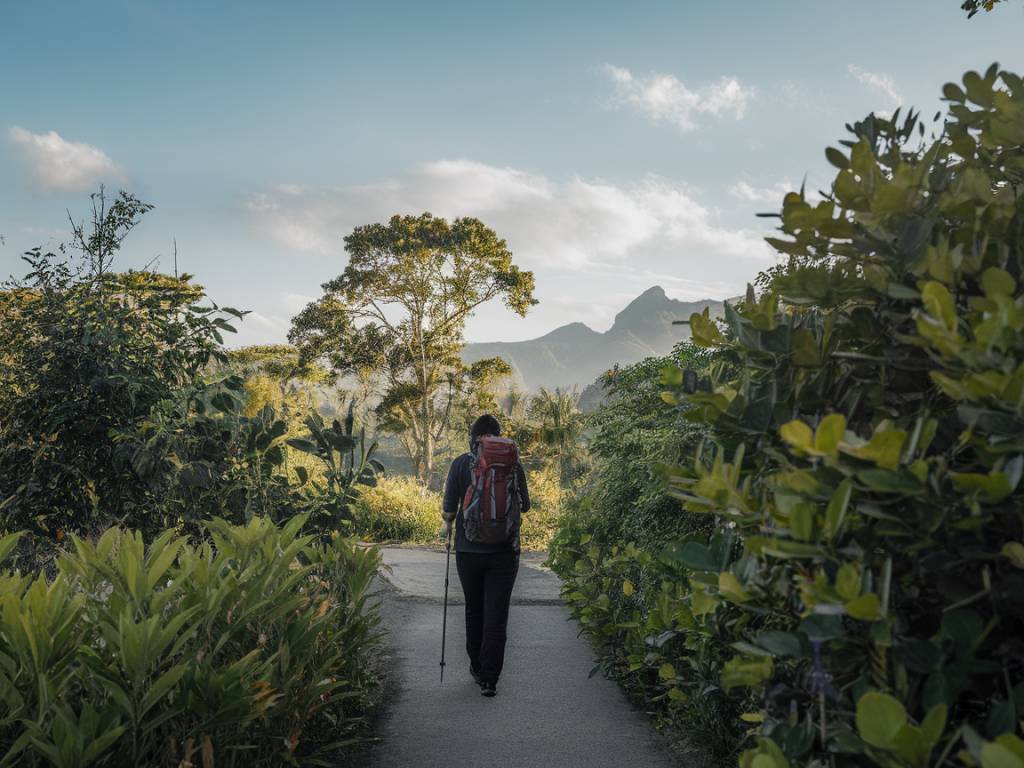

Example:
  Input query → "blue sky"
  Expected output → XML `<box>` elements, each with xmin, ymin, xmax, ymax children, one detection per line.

<box><xmin>2</xmin><ymin>1</ymin><xmax>1022</xmax><ymax>344</ymax></box>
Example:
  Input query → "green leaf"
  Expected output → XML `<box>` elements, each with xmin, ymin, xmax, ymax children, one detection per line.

<box><xmin>942</xmin><ymin>82</ymin><xmax>966</xmax><ymax>102</ymax></box>
<box><xmin>754</xmin><ymin>631</ymin><xmax>803</xmax><ymax>658</ymax></box>
<box><xmin>981</xmin><ymin>736</ymin><xmax>1024</xmax><ymax>768</ymax></box>
<box><xmin>857</xmin><ymin>469</ymin><xmax>921</xmax><ymax>494</ymax></box>
<box><xmin>856</xmin><ymin>691</ymin><xmax>908</xmax><ymax>748</ymax></box>
<box><xmin>739</xmin><ymin>738</ymin><xmax>789</xmax><ymax>768</ymax></box>
<box><xmin>722</xmin><ymin>655</ymin><xmax>774</xmax><ymax>691</ymax></box>
<box><xmin>814</xmin><ymin>414</ymin><xmax>847</xmax><ymax>454</ymax></box>
<box><xmin>0</xmin><ymin>532</ymin><xmax>25</xmax><ymax>566</ymax></box>
<box><xmin>661</xmin><ymin>541</ymin><xmax>719</xmax><ymax>572</ymax></box>
<box><xmin>1001</xmin><ymin>542</ymin><xmax>1024</xmax><ymax>569</ymax></box>
<box><xmin>799</xmin><ymin>614</ymin><xmax>843</xmax><ymax>642</ymax></box>
<box><xmin>660</xmin><ymin>364</ymin><xmax>684</xmax><ymax>387</ymax></box>
<box><xmin>963</xmin><ymin>69</ymin><xmax>994</xmax><ymax>108</ymax></box>
<box><xmin>824</xmin><ymin>480</ymin><xmax>852</xmax><ymax>540</ymax></box>
<box><xmin>788</xmin><ymin>502</ymin><xmax>814</xmax><ymax>542</ymax></box>
<box><xmin>689</xmin><ymin>310</ymin><xmax>725</xmax><ymax>347</ymax></box>
<box><xmin>780</xmin><ymin>421</ymin><xmax>813</xmax><ymax>452</ymax></box>
<box><xmin>825</xmin><ymin>146</ymin><xmax>850</xmax><ymax>170</ymax></box>
<box><xmin>286</xmin><ymin>438</ymin><xmax>320</xmax><ymax>455</ymax></box>
<box><xmin>921</xmin><ymin>704</ymin><xmax>948</xmax><ymax>745</ymax></box>
<box><xmin>951</xmin><ymin>471</ymin><xmax>1014</xmax><ymax>502</ymax></box>
<box><xmin>690</xmin><ymin>587</ymin><xmax>719</xmax><ymax>616</ymax></box>
<box><xmin>845</xmin><ymin>593</ymin><xmax>881</xmax><ymax>621</ymax></box>
<box><xmin>844</xmin><ymin>429</ymin><xmax>907</xmax><ymax>470</ymax></box>
<box><xmin>791</xmin><ymin>328</ymin><xmax>821</xmax><ymax>367</ymax></box>
<box><xmin>892</xmin><ymin>725</ymin><xmax>930</xmax><ymax>767</ymax></box>
<box><xmin>658</xmin><ymin>662</ymin><xmax>677</xmax><ymax>681</ymax></box>
<box><xmin>835</xmin><ymin>563</ymin><xmax>861</xmax><ymax>602</ymax></box>
<box><xmin>981</xmin><ymin>267</ymin><xmax>1016</xmax><ymax>298</ymax></box>
<box><xmin>140</xmin><ymin>664</ymin><xmax>189</xmax><ymax>718</ymax></box>
<box><xmin>921</xmin><ymin>281</ymin><xmax>957</xmax><ymax>332</ymax></box>
<box><xmin>719</xmin><ymin>572</ymin><xmax>751</xmax><ymax>603</ymax></box>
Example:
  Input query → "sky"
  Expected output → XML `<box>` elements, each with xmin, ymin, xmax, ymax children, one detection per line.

<box><xmin>2</xmin><ymin>0</ymin><xmax>1022</xmax><ymax>345</ymax></box>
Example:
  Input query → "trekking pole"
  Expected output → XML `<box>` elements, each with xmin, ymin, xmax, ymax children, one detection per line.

<box><xmin>440</xmin><ymin>525</ymin><xmax>453</xmax><ymax>683</ymax></box>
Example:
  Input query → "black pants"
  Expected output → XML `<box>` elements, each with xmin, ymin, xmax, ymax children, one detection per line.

<box><xmin>455</xmin><ymin>550</ymin><xmax>519</xmax><ymax>685</ymax></box>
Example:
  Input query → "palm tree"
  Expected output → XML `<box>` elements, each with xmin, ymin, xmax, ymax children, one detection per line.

<box><xmin>528</xmin><ymin>387</ymin><xmax>586</xmax><ymax>485</ymax></box>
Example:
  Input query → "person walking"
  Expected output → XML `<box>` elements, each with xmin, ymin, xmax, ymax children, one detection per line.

<box><xmin>441</xmin><ymin>413</ymin><xmax>530</xmax><ymax>697</ymax></box>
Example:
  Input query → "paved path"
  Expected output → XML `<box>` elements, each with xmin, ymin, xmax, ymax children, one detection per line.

<box><xmin>368</xmin><ymin>546</ymin><xmax>675</xmax><ymax>768</ymax></box>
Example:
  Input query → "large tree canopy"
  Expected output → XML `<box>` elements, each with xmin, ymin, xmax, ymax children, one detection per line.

<box><xmin>289</xmin><ymin>213</ymin><xmax>536</xmax><ymax>482</ymax></box>
<box><xmin>961</xmin><ymin>0</ymin><xmax>1008</xmax><ymax>16</ymax></box>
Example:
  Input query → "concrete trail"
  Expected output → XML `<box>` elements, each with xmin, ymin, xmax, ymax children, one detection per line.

<box><xmin>368</xmin><ymin>546</ymin><xmax>675</xmax><ymax>768</ymax></box>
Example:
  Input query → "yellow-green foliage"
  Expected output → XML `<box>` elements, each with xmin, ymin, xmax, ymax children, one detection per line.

<box><xmin>351</xmin><ymin>476</ymin><xmax>440</xmax><ymax>543</ymax></box>
<box><xmin>0</xmin><ymin>517</ymin><xmax>381</xmax><ymax>767</ymax></box>
<box><xmin>351</xmin><ymin>468</ymin><xmax>563</xmax><ymax>550</ymax></box>
<box><xmin>520</xmin><ymin>464</ymin><xmax>563</xmax><ymax>551</ymax></box>
<box><xmin>242</xmin><ymin>374</ymin><xmax>287</xmax><ymax>417</ymax></box>
<box><xmin>241</xmin><ymin>375</ymin><xmax>327</xmax><ymax>489</ymax></box>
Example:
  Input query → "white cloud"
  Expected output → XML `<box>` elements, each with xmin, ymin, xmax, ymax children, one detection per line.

<box><xmin>244</xmin><ymin>159</ymin><xmax>781</xmax><ymax>343</ymax></box>
<box><xmin>246</xmin><ymin>159</ymin><xmax>772</xmax><ymax>271</ymax></box>
<box><xmin>729</xmin><ymin>177</ymin><xmax>827</xmax><ymax>206</ymax></box>
<box><xmin>603</xmin><ymin>64</ymin><xmax>753</xmax><ymax>133</ymax></box>
<box><xmin>847</xmin><ymin>64</ymin><xmax>902</xmax><ymax>109</ymax></box>
<box><xmin>282</xmin><ymin>292</ymin><xmax>316</xmax><ymax>314</ymax></box>
<box><xmin>8</xmin><ymin>126</ymin><xmax>125</xmax><ymax>192</ymax></box>
<box><xmin>730</xmin><ymin>180</ymin><xmax>793</xmax><ymax>203</ymax></box>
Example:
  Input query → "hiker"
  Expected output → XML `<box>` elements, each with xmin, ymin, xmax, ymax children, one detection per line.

<box><xmin>441</xmin><ymin>413</ymin><xmax>530</xmax><ymax>697</ymax></box>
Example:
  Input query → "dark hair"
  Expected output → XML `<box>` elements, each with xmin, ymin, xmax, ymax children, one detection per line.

<box><xmin>470</xmin><ymin>414</ymin><xmax>501</xmax><ymax>440</ymax></box>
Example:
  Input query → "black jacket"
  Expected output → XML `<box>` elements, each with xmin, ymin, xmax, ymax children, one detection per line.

<box><xmin>443</xmin><ymin>446</ymin><xmax>530</xmax><ymax>554</ymax></box>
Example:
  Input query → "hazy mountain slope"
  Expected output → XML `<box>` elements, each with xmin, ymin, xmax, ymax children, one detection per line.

<box><xmin>462</xmin><ymin>286</ymin><xmax>724</xmax><ymax>391</ymax></box>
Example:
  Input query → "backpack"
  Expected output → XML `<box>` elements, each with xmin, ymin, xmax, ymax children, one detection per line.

<box><xmin>461</xmin><ymin>436</ymin><xmax>522</xmax><ymax>545</ymax></box>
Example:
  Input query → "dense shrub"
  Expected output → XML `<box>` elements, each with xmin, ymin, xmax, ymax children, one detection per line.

<box><xmin>352</xmin><ymin>466</ymin><xmax>562</xmax><ymax>550</ymax></box>
<box><xmin>554</xmin><ymin>65</ymin><xmax>1024</xmax><ymax>768</ymax></box>
<box><xmin>549</xmin><ymin>344</ymin><xmax>738</xmax><ymax>762</ymax></box>
<box><xmin>518</xmin><ymin>464</ymin><xmax>564</xmax><ymax>551</ymax></box>
<box><xmin>657</xmin><ymin>65</ymin><xmax>1024</xmax><ymax>767</ymax></box>
<box><xmin>0</xmin><ymin>516</ymin><xmax>380</xmax><ymax>767</ymax></box>
<box><xmin>0</xmin><ymin>192</ymin><xmax>240</xmax><ymax>540</ymax></box>
<box><xmin>551</xmin><ymin>344</ymin><xmax>713</xmax><ymax>558</ymax></box>
<box><xmin>0</xmin><ymin>192</ymin><xmax>382</xmax><ymax>547</ymax></box>
<box><xmin>351</xmin><ymin>476</ymin><xmax>440</xmax><ymax>543</ymax></box>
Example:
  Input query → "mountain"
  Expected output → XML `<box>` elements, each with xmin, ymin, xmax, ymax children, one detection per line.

<box><xmin>462</xmin><ymin>287</ymin><xmax>724</xmax><ymax>391</ymax></box>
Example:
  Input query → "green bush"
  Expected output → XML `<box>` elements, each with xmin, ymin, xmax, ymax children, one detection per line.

<box><xmin>0</xmin><ymin>192</ymin><xmax>239</xmax><ymax>540</ymax></box>
<box><xmin>519</xmin><ymin>464</ymin><xmax>564</xmax><ymax>551</ymax></box>
<box><xmin>352</xmin><ymin>468</ymin><xmax>562</xmax><ymax>550</ymax></box>
<box><xmin>0</xmin><ymin>516</ymin><xmax>381</xmax><ymax>767</ymax></box>
<box><xmin>553</xmin><ymin>344</ymin><xmax>714</xmax><ymax>557</ymax></box>
<box><xmin>659</xmin><ymin>65</ymin><xmax>1024</xmax><ymax>767</ymax></box>
<box><xmin>553</xmin><ymin>65</ymin><xmax>1024</xmax><ymax>768</ymax></box>
<box><xmin>549</xmin><ymin>345</ymin><xmax>739</xmax><ymax>763</ymax></box>
<box><xmin>351</xmin><ymin>476</ymin><xmax>440</xmax><ymax>543</ymax></box>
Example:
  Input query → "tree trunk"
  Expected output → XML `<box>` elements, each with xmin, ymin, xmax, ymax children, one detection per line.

<box><xmin>420</xmin><ymin>425</ymin><xmax>434</xmax><ymax>485</ymax></box>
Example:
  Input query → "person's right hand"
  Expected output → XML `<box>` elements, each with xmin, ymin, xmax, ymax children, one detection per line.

<box><xmin>440</xmin><ymin>518</ymin><xmax>453</xmax><ymax>542</ymax></box>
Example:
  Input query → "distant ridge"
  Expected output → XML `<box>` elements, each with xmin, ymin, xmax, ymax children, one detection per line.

<box><xmin>462</xmin><ymin>286</ymin><xmax>725</xmax><ymax>391</ymax></box>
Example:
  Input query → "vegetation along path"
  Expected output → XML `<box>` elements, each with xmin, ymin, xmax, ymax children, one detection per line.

<box><xmin>369</xmin><ymin>546</ymin><xmax>675</xmax><ymax>768</ymax></box>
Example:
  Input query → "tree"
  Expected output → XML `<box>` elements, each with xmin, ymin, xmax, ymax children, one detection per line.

<box><xmin>528</xmin><ymin>387</ymin><xmax>587</xmax><ymax>485</ymax></box>
<box><xmin>961</xmin><ymin>0</ymin><xmax>1008</xmax><ymax>16</ymax></box>
<box><xmin>289</xmin><ymin>213</ymin><xmax>536</xmax><ymax>483</ymax></box>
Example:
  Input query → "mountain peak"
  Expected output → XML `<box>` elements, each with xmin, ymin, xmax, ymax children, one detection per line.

<box><xmin>539</xmin><ymin>321</ymin><xmax>600</xmax><ymax>342</ymax></box>
<box><xmin>462</xmin><ymin>287</ymin><xmax>725</xmax><ymax>391</ymax></box>
<box><xmin>638</xmin><ymin>285</ymin><xmax>667</xmax><ymax>299</ymax></box>
<box><xmin>611</xmin><ymin>285</ymin><xmax>680</xmax><ymax>331</ymax></box>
